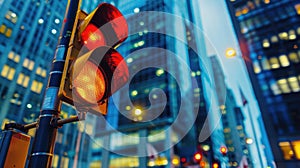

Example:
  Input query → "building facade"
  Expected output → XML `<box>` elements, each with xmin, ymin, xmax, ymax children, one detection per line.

<box><xmin>226</xmin><ymin>0</ymin><xmax>300</xmax><ymax>167</ymax></box>
<box><xmin>210</xmin><ymin>55</ymin><xmax>253</xmax><ymax>167</ymax></box>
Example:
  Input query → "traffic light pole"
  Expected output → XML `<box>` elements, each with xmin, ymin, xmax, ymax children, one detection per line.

<box><xmin>28</xmin><ymin>0</ymin><xmax>81</xmax><ymax>167</ymax></box>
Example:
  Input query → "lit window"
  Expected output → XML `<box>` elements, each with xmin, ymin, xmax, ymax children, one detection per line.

<box><xmin>0</xmin><ymin>24</ymin><xmax>6</xmax><ymax>34</ymax></box>
<box><xmin>23</xmin><ymin>76</ymin><xmax>30</xmax><ymax>87</ymax></box>
<box><xmin>28</xmin><ymin>60</ymin><xmax>34</xmax><ymax>70</ymax></box>
<box><xmin>1</xmin><ymin>65</ymin><xmax>9</xmax><ymax>77</ymax></box>
<box><xmin>279</xmin><ymin>32</ymin><xmax>288</xmax><ymax>40</ymax></box>
<box><xmin>36</xmin><ymin>67</ymin><xmax>42</xmax><ymax>75</ymax></box>
<box><xmin>271</xmin><ymin>35</ymin><xmax>278</xmax><ymax>43</ymax></box>
<box><xmin>224</xmin><ymin>128</ymin><xmax>231</xmax><ymax>133</ymax></box>
<box><xmin>269</xmin><ymin>57</ymin><xmax>280</xmax><ymax>69</ymax></box>
<box><xmin>41</xmin><ymin>70</ymin><xmax>47</xmax><ymax>77</ymax></box>
<box><xmin>288</xmin><ymin>77</ymin><xmax>300</xmax><ymax>92</ymax></box>
<box><xmin>295</xmin><ymin>4</ymin><xmax>300</xmax><ymax>15</ymax></box>
<box><xmin>262</xmin><ymin>39</ymin><xmax>270</xmax><ymax>48</ymax></box>
<box><xmin>17</xmin><ymin>73</ymin><xmax>24</xmax><ymax>85</ymax></box>
<box><xmin>14</xmin><ymin>54</ymin><xmax>20</xmax><ymax>63</ymax></box>
<box><xmin>289</xmin><ymin>30</ymin><xmax>297</xmax><ymax>40</ymax></box>
<box><xmin>277</xmin><ymin>79</ymin><xmax>291</xmax><ymax>93</ymax></box>
<box><xmin>8</xmin><ymin>51</ymin><xmax>14</xmax><ymax>59</ymax></box>
<box><xmin>270</xmin><ymin>82</ymin><xmax>281</xmax><ymax>95</ymax></box>
<box><xmin>292</xmin><ymin>140</ymin><xmax>300</xmax><ymax>159</ymax></box>
<box><xmin>5</xmin><ymin>28</ymin><xmax>12</xmax><ymax>37</ymax></box>
<box><xmin>289</xmin><ymin>52</ymin><xmax>299</xmax><ymax>63</ymax></box>
<box><xmin>31</xmin><ymin>80</ymin><xmax>43</xmax><ymax>93</ymax></box>
<box><xmin>297</xmin><ymin>27</ymin><xmax>300</xmax><ymax>35</ymax></box>
<box><xmin>253</xmin><ymin>61</ymin><xmax>261</xmax><ymax>74</ymax></box>
<box><xmin>279</xmin><ymin>55</ymin><xmax>290</xmax><ymax>67</ymax></box>
<box><xmin>7</xmin><ymin>68</ymin><xmax>15</xmax><ymax>80</ymax></box>
<box><xmin>279</xmin><ymin>141</ymin><xmax>294</xmax><ymax>160</ymax></box>
<box><xmin>261</xmin><ymin>57</ymin><xmax>271</xmax><ymax>70</ymax></box>
<box><xmin>23</xmin><ymin>58</ymin><xmax>29</xmax><ymax>68</ymax></box>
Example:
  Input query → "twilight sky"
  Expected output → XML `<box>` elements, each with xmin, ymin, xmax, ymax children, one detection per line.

<box><xmin>199</xmin><ymin>0</ymin><xmax>268</xmax><ymax>166</ymax></box>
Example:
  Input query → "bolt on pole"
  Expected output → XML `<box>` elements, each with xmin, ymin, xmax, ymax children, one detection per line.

<box><xmin>28</xmin><ymin>0</ymin><xmax>81</xmax><ymax>167</ymax></box>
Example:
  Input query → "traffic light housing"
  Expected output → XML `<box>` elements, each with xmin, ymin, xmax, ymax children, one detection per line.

<box><xmin>59</xmin><ymin>3</ymin><xmax>129</xmax><ymax>115</ymax></box>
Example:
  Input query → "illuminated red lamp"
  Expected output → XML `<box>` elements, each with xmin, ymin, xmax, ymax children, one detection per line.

<box><xmin>72</xmin><ymin>46</ymin><xmax>129</xmax><ymax>106</ymax></box>
<box><xmin>79</xmin><ymin>3</ymin><xmax>128</xmax><ymax>50</ymax></box>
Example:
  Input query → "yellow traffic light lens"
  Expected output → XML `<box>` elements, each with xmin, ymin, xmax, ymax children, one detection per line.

<box><xmin>73</xmin><ymin>61</ymin><xmax>106</xmax><ymax>104</ymax></box>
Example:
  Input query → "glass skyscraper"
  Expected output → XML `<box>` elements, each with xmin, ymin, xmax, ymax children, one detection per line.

<box><xmin>226</xmin><ymin>0</ymin><xmax>300</xmax><ymax>167</ymax></box>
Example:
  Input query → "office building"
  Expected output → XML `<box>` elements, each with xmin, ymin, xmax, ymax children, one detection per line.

<box><xmin>226</xmin><ymin>0</ymin><xmax>300</xmax><ymax>167</ymax></box>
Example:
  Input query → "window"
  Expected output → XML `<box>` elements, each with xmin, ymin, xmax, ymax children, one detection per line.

<box><xmin>277</xmin><ymin>79</ymin><xmax>291</xmax><ymax>93</ymax></box>
<box><xmin>31</xmin><ymin>80</ymin><xmax>43</xmax><ymax>93</ymax></box>
<box><xmin>261</xmin><ymin>57</ymin><xmax>271</xmax><ymax>70</ymax></box>
<box><xmin>271</xmin><ymin>35</ymin><xmax>278</xmax><ymax>43</ymax></box>
<box><xmin>0</xmin><ymin>24</ymin><xmax>6</xmax><ymax>34</ymax></box>
<box><xmin>1</xmin><ymin>65</ymin><xmax>15</xmax><ymax>80</ymax></box>
<box><xmin>8</xmin><ymin>51</ymin><xmax>20</xmax><ymax>63</ymax></box>
<box><xmin>292</xmin><ymin>140</ymin><xmax>300</xmax><ymax>159</ymax></box>
<box><xmin>23</xmin><ymin>58</ymin><xmax>35</xmax><ymax>70</ymax></box>
<box><xmin>295</xmin><ymin>4</ymin><xmax>300</xmax><ymax>15</ymax></box>
<box><xmin>279</xmin><ymin>55</ymin><xmax>290</xmax><ymax>67</ymax></box>
<box><xmin>279</xmin><ymin>32</ymin><xmax>288</xmax><ymax>40</ymax></box>
<box><xmin>262</xmin><ymin>39</ymin><xmax>270</xmax><ymax>48</ymax></box>
<box><xmin>17</xmin><ymin>73</ymin><xmax>30</xmax><ymax>87</ymax></box>
<box><xmin>269</xmin><ymin>57</ymin><xmax>280</xmax><ymax>69</ymax></box>
<box><xmin>279</xmin><ymin>141</ymin><xmax>295</xmax><ymax>160</ymax></box>
<box><xmin>288</xmin><ymin>77</ymin><xmax>300</xmax><ymax>92</ymax></box>
<box><xmin>270</xmin><ymin>81</ymin><xmax>281</xmax><ymax>95</ymax></box>
<box><xmin>253</xmin><ymin>61</ymin><xmax>261</xmax><ymax>74</ymax></box>
<box><xmin>5</xmin><ymin>10</ymin><xmax>18</xmax><ymax>23</ymax></box>
<box><xmin>5</xmin><ymin>28</ymin><xmax>12</xmax><ymax>37</ymax></box>
<box><xmin>289</xmin><ymin>30</ymin><xmax>297</xmax><ymax>40</ymax></box>
<box><xmin>289</xmin><ymin>52</ymin><xmax>299</xmax><ymax>63</ymax></box>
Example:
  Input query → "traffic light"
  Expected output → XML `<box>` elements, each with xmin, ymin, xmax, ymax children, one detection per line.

<box><xmin>59</xmin><ymin>3</ymin><xmax>129</xmax><ymax>115</ymax></box>
<box><xmin>220</xmin><ymin>146</ymin><xmax>227</xmax><ymax>156</ymax></box>
<box><xmin>193</xmin><ymin>152</ymin><xmax>202</xmax><ymax>162</ymax></box>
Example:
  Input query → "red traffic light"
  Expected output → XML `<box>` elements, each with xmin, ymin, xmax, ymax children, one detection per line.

<box><xmin>59</xmin><ymin>3</ymin><xmax>129</xmax><ymax>115</ymax></box>
<box><xmin>220</xmin><ymin>146</ymin><xmax>227</xmax><ymax>155</ymax></box>
<box><xmin>72</xmin><ymin>46</ymin><xmax>129</xmax><ymax>105</ymax></box>
<box><xmin>79</xmin><ymin>3</ymin><xmax>128</xmax><ymax>50</ymax></box>
<box><xmin>194</xmin><ymin>152</ymin><xmax>202</xmax><ymax>161</ymax></box>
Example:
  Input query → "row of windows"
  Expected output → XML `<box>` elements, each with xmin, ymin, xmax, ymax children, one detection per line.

<box><xmin>253</xmin><ymin>52</ymin><xmax>300</xmax><ymax>73</ymax></box>
<box><xmin>0</xmin><ymin>24</ymin><xmax>12</xmax><ymax>37</ymax></box>
<box><xmin>270</xmin><ymin>76</ymin><xmax>300</xmax><ymax>95</ymax></box>
<box><xmin>262</xmin><ymin>29</ymin><xmax>300</xmax><ymax>49</ymax></box>
<box><xmin>1</xmin><ymin>64</ymin><xmax>44</xmax><ymax>93</ymax></box>
<box><xmin>8</xmin><ymin>51</ymin><xmax>47</xmax><ymax>77</ymax></box>
<box><xmin>239</xmin><ymin>5</ymin><xmax>298</xmax><ymax>34</ymax></box>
